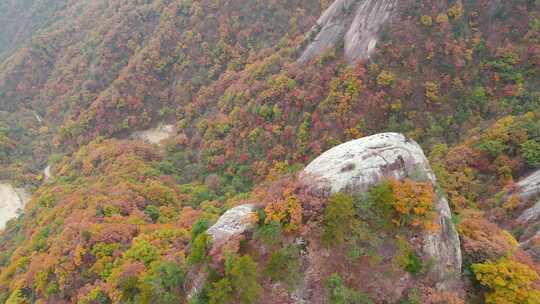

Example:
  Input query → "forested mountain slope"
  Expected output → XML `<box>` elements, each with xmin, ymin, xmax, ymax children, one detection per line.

<box><xmin>0</xmin><ymin>0</ymin><xmax>539</xmax><ymax>303</ymax></box>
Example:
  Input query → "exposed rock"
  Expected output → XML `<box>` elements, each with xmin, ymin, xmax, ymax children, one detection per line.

<box><xmin>302</xmin><ymin>133</ymin><xmax>462</xmax><ymax>291</ymax></box>
<box><xmin>510</xmin><ymin>169</ymin><xmax>540</xmax><ymax>257</ymax></box>
<box><xmin>206</xmin><ymin>204</ymin><xmax>256</xmax><ymax>246</ymax></box>
<box><xmin>0</xmin><ymin>183</ymin><xmax>30</xmax><ymax>229</ymax></box>
<box><xmin>43</xmin><ymin>164</ymin><xmax>52</xmax><ymax>182</ymax></box>
<box><xmin>516</xmin><ymin>169</ymin><xmax>540</xmax><ymax>203</ymax></box>
<box><xmin>298</xmin><ymin>0</ymin><xmax>355</xmax><ymax>64</ymax></box>
<box><xmin>132</xmin><ymin>124</ymin><xmax>175</xmax><ymax>144</ymax></box>
<box><xmin>186</xmin><ymin>204</ymin><xmax>256</xmax><ymax>299</ymax></box>
<box><xmin>298</xmin><ymin>0</ymin><xmax>398</xmax><ymax>64</ymax></box>
<box><xmin>517</xmin><ymin>200</ymin><xmax>540</xmax><ymax>225</ymax></box>
<box><xmin>186</xmin><ymin>133</ymin><xmax>462</xmax><ymax>299</ymax></box>
<box><xmin>303</xmin><ymin>133</ymin><xmax>435</xmax><ymax>193</ymax></box>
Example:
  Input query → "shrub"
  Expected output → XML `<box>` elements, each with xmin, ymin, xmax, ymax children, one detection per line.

<box><xmin>377</xmin><ymin>70</ymin><xmax>395</xmax><ymax>86</ymax></box>
<box><xmin>188</xmin><ymin>233</ymin><xmax>211</xmax><ymax>265</ymax></box>
<box><xmin>395</xmin><ymin>237</ymin><xmax>423</xmax><ymax>275</ymax></box>
<box><xmin>323</xmin><ymin>193</ymin><xmax>356</xmax><ymax>247</ymax></box>
<box><xmin>264</xmin><ymin>191</ymin><xmax>302</xmax><ymax>233</ymax></box>
<box><xmin>191</xmin><ymin>218</ymin><xmax>211</xmax><ymax>241</ymax></box>
<box><xmin>265</xmin><ymin>245</ymin><xmax>301</xmax><ymax>288</ymax></box>
<box><xmin>425</xmin><ymin>81</ymin><xmax>440</xmax><ymax>102</ymax></box>
<box><xmin>144</xmin><ymin>205</ymin><xmax>160</xmax><ymax>223</ymax></box>
<box><xmin>471</xmin><ymin>258</ymin><xmax>540</xmax><ymax>304</ymax></box>
<box><xmin>209</xmin><ymin>255</ymin><xmax>261</xmax><ymax>304</ymax></box>
<box><xmin>325</xmin><ymin>274</ymin><xmax>373</xmax><ymax>304</ymax></box>
<box><xmin>388</xmin><ymin>178</ymin><xmax>435</xmax><ymax>230</ymax></box>
<box><xmin>254</xmin><ymin>221</ymin><xmax>282</xmax><ymax>246</ymax></box>
<box><xmin>124</xmin><ymin>239</ymin><xmax>160</xmax><ymax>267</ymax></box>
<box><xmin>521</xmin><ymin>140</ymin><xmax>540</xmax><ymax>167</ymax></box>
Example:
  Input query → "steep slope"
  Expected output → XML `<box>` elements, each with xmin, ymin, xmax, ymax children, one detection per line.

<box><xmin>0</xmin><ymin>0</ymin><xmax>324</xmax><ymax>182</ymax></box>
<box><xmin>0</xmin><ymin>0</ymin><xmax>67</xmax><ymax>59</ymax></box>
<box><xmin>186</xmin><ymin>133</ymin><xmax>462</xmax><ymax>303</ymax></box>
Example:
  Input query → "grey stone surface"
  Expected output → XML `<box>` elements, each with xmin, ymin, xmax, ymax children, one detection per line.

<box><xmin>298</xmin><ymin>0</ymin><xmax>398</xmax><ymax>64</ymax></box>
<box><xmin>206</xmin><ymin>204</ymin><xmax>256</xmax><ymax>244</ymax></box>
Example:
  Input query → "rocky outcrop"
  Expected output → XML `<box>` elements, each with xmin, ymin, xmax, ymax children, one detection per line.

<box><xmin>186</xmin><ymin>204</ymin><xmax>257</xmax><ymax>299</ymax></box>
<box><xmin>206</xmin><ymin>204</ymin><xmax>256</xmax><ymax>247</ymax></box>
<box><xmin>303</xmin><ymin>133</ymin><xmax>462</xmax><ymax>290</ymax></box>
<box><xmin>186</xmin><ymin>133</ymin><xmax>462</xmax><ymax>298</ymax></box>
<box><xmin>510</xmin><ymin>170</ymin><xmax>540</xmax><ymax>259</ymax></box>
<box><xmin>303</xmin><ymin>133</ymin><xmax>435</xmax><ymax>193</ymax></box>
<box><xmin>0</xmin><ymin>183</ymin><xmax>30</xmax><ymax>229</ymax></box>
<box><xmin>298</xmin><ymin>0</ymin><xmax>398</xmax><ymax>64</ymax></box>
<box><xmin>516</xmin><ymin>170</ymin><xmax>540</xmax><ymax>204</ymax></box>
<box><xmin>132</xmin><ymin>124</ymin><xmax>175</xmax><ymax>144</ymax></box>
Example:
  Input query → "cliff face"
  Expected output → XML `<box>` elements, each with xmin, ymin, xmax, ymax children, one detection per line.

<box><xmin>298</xmin><ymin>0</ymin><xmax>398</xmax><ymax>64</ymax></box>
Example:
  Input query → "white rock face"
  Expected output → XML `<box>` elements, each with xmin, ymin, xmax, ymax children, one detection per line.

<box><xmin>298</xmin><ymin>0</ymin><xmax>397</xmax><ymax>64</ymax></box>
<box><xmin>303</xmin><ymin>133</ymin><xmax>461</xmax><ymax>290</ymax></box>
<box><xmin>0</xmin><ymin>183</ymin><xmax>30</xmax><ymax>229</ymax></box>
<box><xmin>206</xmin><ymin>204</ymin><xmax>256</xmax><ymax>244</ymax></box>
<box><xmin>304</xmin><ymin>133</ymin><xmax>435</xmax><ymax>193</ymax></box>
<box><xmin>132</xmin><ymin>124</ymin><xmax>175</xmax><ymax>144</ymax></box>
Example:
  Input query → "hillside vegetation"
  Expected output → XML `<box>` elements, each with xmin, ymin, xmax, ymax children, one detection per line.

<box><xmin>0</xmin><ymin>0</ymin><xmax>539</xmax><ymax>303</ymax></box>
